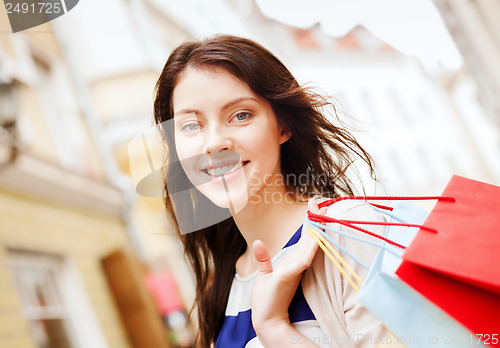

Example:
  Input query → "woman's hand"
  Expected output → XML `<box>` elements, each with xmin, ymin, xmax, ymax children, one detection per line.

<box><xmin>251</xmin><ymin>197</ymin><xmax>327</xmax><ymax>346</ymax></box>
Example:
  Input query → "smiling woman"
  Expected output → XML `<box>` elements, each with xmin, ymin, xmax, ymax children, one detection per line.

<box><xmin>173</xmin><ymin>67</ymin><xmax>289</xmax><ymax>212</ymax></box>
<box><xmin>154</xmin><ymin>35</ymin><xmax>385</xmax><ymax>347</ymax></box>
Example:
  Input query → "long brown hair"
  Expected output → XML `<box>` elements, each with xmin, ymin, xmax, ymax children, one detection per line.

<box><xmin>154</xmin><ymin>34</ymin><xmax>375</xmax><ymax>347</ymax></box>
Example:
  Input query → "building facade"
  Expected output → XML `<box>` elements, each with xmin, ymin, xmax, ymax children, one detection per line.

<box><xmin>0</xmin><ymin>9</ymin><xmax>171</xmax><ymax>348</ymax></box>
<box><xmin>433</xmin><ymin>0</ymin><xmax>500</xmax><ymax>127</ymax></box>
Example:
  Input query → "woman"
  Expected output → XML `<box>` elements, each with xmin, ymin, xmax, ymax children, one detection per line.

<box><xmin>154</xmin><ymin>35</ymin><xmax>387</xmax><ymax>347</ymax></box>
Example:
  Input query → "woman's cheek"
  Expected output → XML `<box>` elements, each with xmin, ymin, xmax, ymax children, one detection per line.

<box><xmin>175</xmin><ymin>134</ymin><xmax>203</xmax><ymax>160</ymax></box>
<box><xmin>174</xmin><ymin>137</ymin><xmax>200</xmax><ymax>181</ymax></box>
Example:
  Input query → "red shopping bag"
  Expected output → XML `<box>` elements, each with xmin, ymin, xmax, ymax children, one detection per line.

<box><xmin>396</xmin><ymin>175</ymin><xmax>500</xmax><ymax>344</ymax></box>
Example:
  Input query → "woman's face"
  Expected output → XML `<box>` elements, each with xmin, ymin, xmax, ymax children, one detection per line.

<box><xmin>172</xmin><ymin>66</ymin><xmax>289</xmax><ymax>210</ymax></box>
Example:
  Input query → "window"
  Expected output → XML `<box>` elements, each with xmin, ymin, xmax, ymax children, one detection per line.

<box><xmin>31</xmin><ymin>53</ymin><xmax>90</xmax><ymax>174</ymax></box>
<box><xmin>388</xmin><ymin>88</ymin><xmax>413</xmax><ymax>125</ymax></box>
<box><xmin>359</xmin><ymin>89</ymin><xmax>381</xmax><ymax>124</ymax></box>
<box><xmin>7</xmin><ymin>251</ymin><xmax>76</xmax><ymax>348</ymax></box>
<box><xmin>7</xmin><ymin>250</ymin><xmax>109</xmax><ymax>348</ymax></box>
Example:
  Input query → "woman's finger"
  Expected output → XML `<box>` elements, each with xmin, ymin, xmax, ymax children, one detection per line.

<box><xmin>302</xmin><ymin>198</ymin><xmax>325</xmax><ymax>252</ymax></box>
<box><xmin>308</xmin><ymin>197</ymin><xmax>321</xmax><ymax>214</ymax></box>
<box><xmin>253</xmin><ymin>240</ymin><xmax>273</xmax><ymax>275</ymax></box>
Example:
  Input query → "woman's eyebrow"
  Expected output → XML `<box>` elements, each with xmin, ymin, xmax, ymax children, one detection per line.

<box><xmin>174</xmin><ymin>96</ymin><xmax>258</xmax><ymax>118</ymax></box>
<box><xmin>221</xmin><ymin>96</ymin><xmax>258</xmax><ymax>110</ymax></box>
<box><xmin>173</xmin><ymin>109</ymin><xmax>198</xmax><ymax>118</ymax></box>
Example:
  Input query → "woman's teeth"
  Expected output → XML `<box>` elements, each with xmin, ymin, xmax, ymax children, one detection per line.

<box><xmin>207</xmin><ymin>162</ymin><xmax>243</xmax><ymax>177</ymax></box>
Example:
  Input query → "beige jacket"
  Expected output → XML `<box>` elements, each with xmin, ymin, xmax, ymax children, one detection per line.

<box><xmin>302</xmin><ymin>200</ymin><xmax>393</xmax><ymax>348</ymax></box>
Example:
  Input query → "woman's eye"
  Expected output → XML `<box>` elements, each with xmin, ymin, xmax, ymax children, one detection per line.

<box><xmin>233</xmin><ymin>112</ymin><xmax>252</xmax><ymax>122</ymax></box>
<box><xmin>181</xmin><ymin>123</ymin><xmax>201</xmax><ymax>132</ymax></box>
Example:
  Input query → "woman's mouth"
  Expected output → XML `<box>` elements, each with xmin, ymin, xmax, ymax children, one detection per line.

<box><xmin>202</xmin><ymin>161</ymin><xmax>250</xmax><ymax>178</ymax></box>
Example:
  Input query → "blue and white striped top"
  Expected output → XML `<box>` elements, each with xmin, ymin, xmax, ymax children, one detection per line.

<box><xmin>215</xmin><ymin>226</ymin><xmax>331</xmax><ymax>347</ymax></box>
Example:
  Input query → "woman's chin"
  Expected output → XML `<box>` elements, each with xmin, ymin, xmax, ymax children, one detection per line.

<box><xmin>198</xmin><ymin>186</ymin><xmax>249</xmax><ymax>212</ymax></box>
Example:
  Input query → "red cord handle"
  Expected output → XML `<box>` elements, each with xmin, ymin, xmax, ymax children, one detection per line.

<box><xmin>308</xmin><ymin>211</ymin><xmax>406</xmax><ymax>248</ymax></box>
<box><xmin>317</xmin><ymin>195</ymin><xmax>455</xmax><ymax>209</ymax></box>
<box><xmin>308</xmin><ymin>212</ymin><xmax>437</xmax><ymax>233</ymax></box>
<box><xmin>310</xmin><ymin>195</ymin><xmax>456</xmax><ymax>249</ymax></box>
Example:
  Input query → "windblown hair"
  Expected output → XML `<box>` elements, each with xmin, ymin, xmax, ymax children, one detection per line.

<box><xmin>154</xmin><ymin>34</ymin><xmax>375</xmax><ymax>347</ymax></box>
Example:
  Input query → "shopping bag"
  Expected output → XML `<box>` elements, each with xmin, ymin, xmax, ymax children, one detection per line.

<box><xmin>307</xmin><ymin>197</ymin><xmax>491</xmax><ymax>347</ymax></box>
<box><xmin>358</xmin><ymin>202</ymin><xmax>485</xmax><ymax>348</ymax></box>
<box><xmin>306</xmin><ymin>222</ymin><xmax>407</xmax><ymax>348</ymax></box>
<box><xmin>306</xmin><ymin>201</ymin><xmax>427</xmax><ymax>348</ymax></box>
<box><xmin>395</xmin><ymin>175</ymin><xmax>500</xmax><ymax>343</ymax></box>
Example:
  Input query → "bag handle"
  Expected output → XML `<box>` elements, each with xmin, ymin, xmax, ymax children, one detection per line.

<box><xmin>309</xmin><ymin>195</ymin><xmax>455</xmax><ymax>249</ymax></box>
<box><xmin>307</xmin><ymin>226</ymin><xmax>364</xmax><ymax>292</ymax></box>
<box><xmin>306</xmin><ymin>225</ymin><xmax>409</xmax><ymax>348</ymax></box>
<box><xmin>305</xmin><ymin>200</ymin><xmax>423</xmax><ymax>289</ymax></box>
<box><xmin>305</xmin><ymin>203</ymin><xmax>412</xmax><ymax>281</ymax></box>
<box><xmin>305</xmin><ymin>197</ymin><xmax>445</xmax><ymax>274</ymax></box>
<box><xmin>317</xmin><ymin>195</ymin><xmax>455</xmax><ymax>209</ymax></box>
<box><xmin>307</xmin><ymin>219</ymin><xmax>403</xmax><ymax>262</ymax></box>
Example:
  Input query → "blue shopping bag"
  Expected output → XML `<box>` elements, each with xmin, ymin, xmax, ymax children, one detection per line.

<box><xmin>357</xmin><ymin>202</ymin><xmax>485</xmax><ymax>348</ymax></box>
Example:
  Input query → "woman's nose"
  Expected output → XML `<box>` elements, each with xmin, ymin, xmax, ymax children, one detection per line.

<box><xmin>202</xmin><ymin>125</ymin><xmax>232</xmax><ymax>154</ymax></box>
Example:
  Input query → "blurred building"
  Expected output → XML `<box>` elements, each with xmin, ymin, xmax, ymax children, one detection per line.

<box><xmin>0</xmin><ymin>10</ymin><xmax>172</xmax><ymax>348</ymax></box>
<box><xmin>434</xmin><ymin>0</ymin><xmax>500</xmax><ymax>127</ymax></box>
<box><xmin>45</xmin><ymin>0</ymin><xmax>199</xmax><ymax>326</ymax></box>
<box><xmin>283</xmin><ymin>25</ymin><xmax>500</xmax><ymax>194</ymax></box>
<box><xmin>220</xmin><ymin>0</ymin><xmax>500</xmax><ymax>192</ymax></box>
<box><xmin>3</xmin><ymin>1</ymin><xmax>500</xmax><ymax>346</ymax></box>
<box><xmin>432</xmin><ymin>0</ymin><xmax>500</xmax><ymax>184</ymax></box>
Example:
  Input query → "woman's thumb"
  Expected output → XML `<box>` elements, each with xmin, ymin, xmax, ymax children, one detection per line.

<box><xmin>253</xmin><ymin>240</ymin><xmax>273</xmax><ymax>275</ymax></box>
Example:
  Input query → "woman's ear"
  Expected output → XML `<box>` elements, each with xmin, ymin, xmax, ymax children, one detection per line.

<box><xmin>279</xmin><ymin>127</ymin><xmax>291</xmax><ymax>145</ymax></box>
